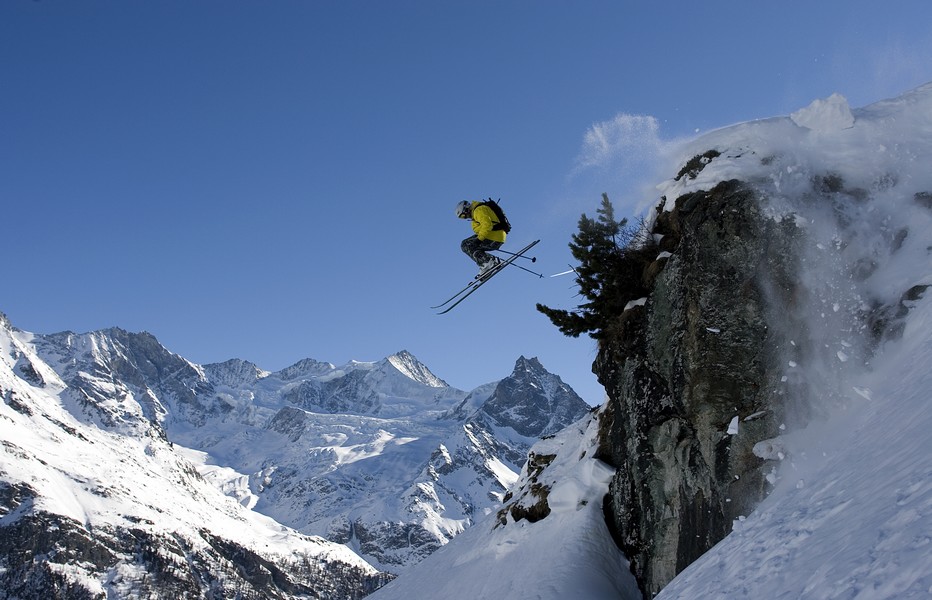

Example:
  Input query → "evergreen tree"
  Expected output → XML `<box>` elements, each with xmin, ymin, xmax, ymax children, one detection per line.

<box><xmin>537</xmin><ymin>193</ymin><xmax>646</xmax><ymax>339</ymax></box>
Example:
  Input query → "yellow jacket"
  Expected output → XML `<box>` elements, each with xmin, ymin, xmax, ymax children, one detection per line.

<box><xmin>470</xmin><ymin>201</ymin><xmax>507</xmax><ymax>243</ymax></box>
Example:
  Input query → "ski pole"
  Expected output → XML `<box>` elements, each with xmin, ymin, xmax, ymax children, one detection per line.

<box><xmin>493</xmin><ymin>248</ymin><xmax>537</xmax><ymax>263</ymax></box>
<box><xmin>502</xmin><ymin>260</ymin><xmax>545</xmax><ymax>279</ymax></box>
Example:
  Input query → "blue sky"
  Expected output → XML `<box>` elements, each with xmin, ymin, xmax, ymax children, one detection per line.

<box><xmin>2</xmin><ymin>1</ymin><xmax>930</xmax><ymax>403</ymax></box>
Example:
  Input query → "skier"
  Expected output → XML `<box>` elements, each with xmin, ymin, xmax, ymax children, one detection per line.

<box><xmin>455</xmin><ymin>200</ymin><xmax>506</xmax><ymax>278</ymax></box>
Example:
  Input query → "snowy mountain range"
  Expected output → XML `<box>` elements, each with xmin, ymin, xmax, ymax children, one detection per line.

<box><xmin>0</xmin><ymin>317</ymin><xmax>387</xmax><ymax>598</ymax></box>
<box><xmin>0</xmin><ymin>315</ymin><xmax>590</xmax><ymax>597</ymax></box>
<box><xmin>372</xmin><ymin>84</ymin><xmax>932</xmax><ymax>599</ymax></box>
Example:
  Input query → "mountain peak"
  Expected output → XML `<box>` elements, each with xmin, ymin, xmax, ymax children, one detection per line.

<box><xmin>275</xmin><ymin>357</ymin><xmax>335</xmax><ymax>380</ymax></box>
<box><xmin>386</xmin><ymin>350</ymin><xmax>448</xmax><ymax>388</ymax></box>
<box><xmin>203</xmin><ymin>358</ymin><xmax>267</xmax><ymax>387</ymax></box>
<box><xmin>512</xmin><ymin>355</ymin><xmax>546</xmax><ymax>374</ymax></box>
<box><xmin>479</xmin><ymin>357</ymin><xmax>591</xmax><ymax>438</ymax></box>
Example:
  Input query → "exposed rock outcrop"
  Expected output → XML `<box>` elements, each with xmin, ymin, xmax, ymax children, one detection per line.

<box><xmin>0</xmin><ymin>501</ymin><xmax>389</xmax><ymax>600</ymax></box>
<box><xmin>596</xmin><ymin>179</ymin><xmax>802</xmax><ymax>597</ymax></box>
<box><xmin>596</xmin><ymin>159</ymin><xmax>931</xmax><ymax>597</ymax></box>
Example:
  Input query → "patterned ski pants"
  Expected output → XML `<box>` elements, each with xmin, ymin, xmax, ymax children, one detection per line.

<box><xmin>461</xmin><ymin>235</ymin><xmax>503</xmax><ymax>266</ymax></box>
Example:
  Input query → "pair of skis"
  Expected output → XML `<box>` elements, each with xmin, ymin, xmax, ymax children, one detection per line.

<box><xmin>432</xmin><ymin>239</ymin><xmax>540</xmax><ymax>314</ymax></box>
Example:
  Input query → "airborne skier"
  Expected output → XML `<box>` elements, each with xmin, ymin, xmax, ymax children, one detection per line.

<box><xmin>455</xmin><ymin>199</ymin><xmax>508</xmax><ymax>278</ymax></box>
<box><xmin>435</xmin><ymin>199</ymin><xmax>535</xmax><ymax>314</ymax></box>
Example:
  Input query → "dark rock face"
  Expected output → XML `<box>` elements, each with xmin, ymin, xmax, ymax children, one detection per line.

<box><xmin>0</xmin><ymin>483</ymin><xmax>390</xmax><ymax>600</ymax></box>
<box><xmin>0</xmin><ymin>506</ymin><xmax>390</xmax><ymax>600</ymax></box>
<box><xmin>351</xmin><ymin>521</ymin><xmax>444</xmax><ymax>569</ymax></box>
<box><xmin>480</xmin><ymin>356</ymin><xmax>591</xmax><ymax>439</ymax></box>
<box><xmin>596</xmin><ymin>180</ymin><xmax>802</xmax><ymax>597</ymax></box>
<box><xmin>267</xmin><ymin>405</ymin><xmax>309</xmax><ymax>441</ymax></box>
<box><xmin>497</xmin><ymin>451</ymin><xmax>556</xmax><ymax>526</ymax></box>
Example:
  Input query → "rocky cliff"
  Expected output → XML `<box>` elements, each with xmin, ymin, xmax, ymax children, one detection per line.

<box><xmin>595</xmin><ymin>178</ymin><xmax>798</xmax><ymax>596</ymax></box>
<box><xmin>594</xmin><ymin>90</ymin><xmax>931</xmax><ymax>596</ymax></box>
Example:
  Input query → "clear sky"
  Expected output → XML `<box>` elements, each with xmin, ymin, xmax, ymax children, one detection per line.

<box><xmin>2</xmin><ymin>1</ymin><xmax>930</xmax><ymax>404</ymax></box>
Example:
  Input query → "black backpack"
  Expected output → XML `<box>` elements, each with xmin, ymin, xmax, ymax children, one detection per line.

<box><xmin>478</xmin><ymin>198</ymin><xmax>512</xmax><ymax>233</ymax></box>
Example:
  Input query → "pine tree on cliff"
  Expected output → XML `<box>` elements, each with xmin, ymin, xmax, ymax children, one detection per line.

<box><xmin>537</xmin><ymin>193</ymin><xmax>649</xmax><ymax>339</ymax></box>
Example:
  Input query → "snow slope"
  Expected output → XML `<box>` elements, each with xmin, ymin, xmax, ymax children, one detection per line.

<box><xmin>658</xmin><ymin>296</ymin><xmax>932</xmax><ymax>598</ymax></box>
<box><xmin>370</xmin><ymin>83</ymin><xmax>932</xmax><ymax>599</ymax></box>
<box><xmin>370</xmin><ymin>409</ymin><xmax>642</xmax><ymax>600</ymax></box>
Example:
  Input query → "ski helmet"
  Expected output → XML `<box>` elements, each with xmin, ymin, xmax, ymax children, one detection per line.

<box><xmin>455</xmin><ymin>200</ymin><xmax>471</xmax><ymax>219</ymax></box>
